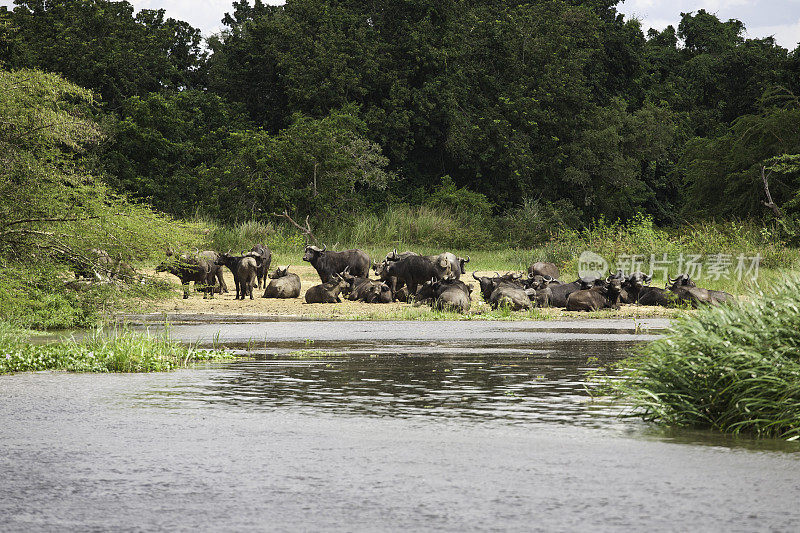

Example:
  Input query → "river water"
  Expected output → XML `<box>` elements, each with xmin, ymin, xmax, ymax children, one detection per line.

<box><xmin>2</xmin><ymin>318</ymin><xmax>799</xmax><ymax>531</ymax></box>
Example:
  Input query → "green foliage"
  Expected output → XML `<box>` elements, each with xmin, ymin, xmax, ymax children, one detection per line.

<box><xmin>207</xmin><ymin>106</ymin><xmax>391</xmax><ymax>223</ymax></box>
<box><xmin>602</xmin><ymin>277</ymin><xmax>800</xmax><ymax>439</ymax></box>
<box><xmin>102</xmin><ymin>90</ymin><xmax>251</xmax><ymax>217</ymax></box>
<box><xmin>0</xmin><ymin>322</ymin><xmax>233</xmax><ymax>374</ymax></box>
<box><xmin>7</xmin><ymin>0</ymin><xmax>206</xmax><ymax>107</ymax></box>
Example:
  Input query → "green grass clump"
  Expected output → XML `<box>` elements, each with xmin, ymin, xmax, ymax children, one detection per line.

<box><xmin>0</xmin><ymin>322</ymin><xmax>233</xmax><ymax>374</ymax></box>
<box><xmin>604</xmin><ymin>277</ymin><xmax>800</xmax><ymax>440</ymax></box>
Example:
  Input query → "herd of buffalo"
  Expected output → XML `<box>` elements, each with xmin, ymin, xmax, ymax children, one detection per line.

<box><xmin>149</xmin><ymin>243</ymin><xmax>734</xmax><ymax>313</ymax></box>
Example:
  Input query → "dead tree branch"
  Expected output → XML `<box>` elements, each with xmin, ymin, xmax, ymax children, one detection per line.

<box><xmin>272</xmin><ymin>210</ymin><xmax>320</xmax><ymax>246</ymax></box>
<box><xmin>760</xmin><ymin>165</ymin><xmax>782</xmax><ymax>218</ymax></box>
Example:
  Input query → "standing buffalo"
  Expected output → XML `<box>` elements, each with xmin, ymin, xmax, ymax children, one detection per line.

<box><xmin>157</xmin><ymin>252</ymin><xmax>215</xmax><ymax>299</ymax></box>
<box><xmin>303</xmin><ymin>245</ymin><xmax>371</xmax><ymax>282</ymax></box>
<box><xmin>435</xmin><ymin>253</ymin><xmax>470</xmax><ymax>280</ymax></box>
<box><xmin>262</xmin><ymin>266</ymin><xmax>301</xmax><ymax>299</ymax></box>
<box><xmin>305</xmin><ymin>274</ymin><xmax>349</xmax><ymax>303</ymax></box>
<box><xmin>250</xmin><ymin>244</ymin><xmax>273</xmax><ymax>289</ymax></box>
<box><xmin>528</xmin><ymin>261</ymin><xmax>559</xmax><ymax>279</ymax></box>
<box><xmin>386</xmin><ymin>255</ymin><xmax>452</xmax><ymax>295</ymax></box>
<box><xmin>216</xmin><ymin>252</ymin><xmax>261</xmax><ymax>300</ymax></box>
<box><xmin>196</xmin><ymin>250</ymin><xmax>228</xmax><ymax>294</ymax></box>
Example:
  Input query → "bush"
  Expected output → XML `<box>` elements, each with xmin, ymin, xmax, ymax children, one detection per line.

<box><xmin>602</xmin><ymin>277</ymin><xmax>800</xmax><ymax>439</ymax></box>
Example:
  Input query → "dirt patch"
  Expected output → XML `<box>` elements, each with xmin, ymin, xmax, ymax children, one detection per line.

<box><xmin>135</xmin><ymin>264</ymin><xmax>683</xmax><ymax>320</ymax></box>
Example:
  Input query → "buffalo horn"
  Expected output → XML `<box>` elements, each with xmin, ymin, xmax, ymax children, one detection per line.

<box><xmin>473</xmin><ymin>272</ymin><xmax>481</xmax><ymax>281</ymax></box>
<box><xmin>464</xmin><ymin>255</ymin><xmax>470</xmax><ymax>263</ymax></box>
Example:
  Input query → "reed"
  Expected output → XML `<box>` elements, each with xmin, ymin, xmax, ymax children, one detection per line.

<box><xmin>602</xmin><ymin>277</ymin><xmax>800</xmax><ymax>440</ymax></box>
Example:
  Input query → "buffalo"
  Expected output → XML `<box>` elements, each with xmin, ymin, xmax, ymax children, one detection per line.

<box><xmin>250</xmin><ymin>244</ymin><xmax>273</xmax><ymax>289</ymax></box>
<box><xmin>667</xmin><ymin>274</ymin><xmax>733</xmax><ymax>306</ymax></box>
<box><xmin>262</xmin><ymin>266</ymin><xmax>301</xmax><ymax>299</ymax></box>
<box><xmin>157</xmin><ymin>252</ymin><xmax>215</xmax><ymax>299</ymax></box>
<box><xmin>341</xmin><ymin>271</ymin><xmax>393</xmax><ymax>303</ymax></box>
<box><xmin>216</xmin><ymin>252</ymin><xmax>261</xmax><ymax>300</ymax></box>
<box><xmin>416</xmin><ymin>278</ymin><xmax>472</xmax><ymax>313</ymax></box>
<box><xmin>303</xmin><ymin>245</ymin><xmax>371</xmax><ymax>282</ymax></box>
<box><xmin>385</xmin><ymin>254</ymin><xmax>452</xmax><ymax>296</ymax></box>
<box><xmin>566</xmin><ymin>276</ymin><xmax>623</xmax><ymax>311</ymax></box>
<box><xmin>547</xmin><ymin>278</ymin><xmax>596</xmax><ymax>308</ymax></box>
<box><xmin>619</xmin><ymin>271</ymin><xmax>652</xmax><ymax>304</ymax></box>
<box><xmin>471</xmin><ymin>272</ymin><xmax>530</xmax><ymax>311</ymax></box>
<box><xmin>528</xmin><ymin>261</ymin><xmax>560</xmax><ymax>279</ymax></box>
<box><xmin>305</xmin><ymin>274</ymin><xmax>349</xmax><ymax>303</ymax></box>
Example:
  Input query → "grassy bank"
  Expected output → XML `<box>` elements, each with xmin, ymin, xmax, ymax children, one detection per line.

<box><xmin>601</xmin><ymin>277</ymin><xmax>800</xmax><ymax>440</ymax></box>
<box><xmin>0</xmin><ymin>322</ymin><xmax>234</xmax><ymax>374</ymax></box>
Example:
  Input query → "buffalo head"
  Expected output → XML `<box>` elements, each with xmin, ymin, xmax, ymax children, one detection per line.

<box><xmin>302</xmin><ymin>244</ymin><xmax>326</xmax><ymax>262</ymax></box>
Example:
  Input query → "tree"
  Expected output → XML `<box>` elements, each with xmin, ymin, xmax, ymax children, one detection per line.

<box><xmin>206</xmin><ymin>106</ymin><xmax>392</xmax><ymax>223</ymax></box>
<box><xmin>8</xmin><ymin>0</ymin><xmax>206</xmax><ymax>109</ymax></box>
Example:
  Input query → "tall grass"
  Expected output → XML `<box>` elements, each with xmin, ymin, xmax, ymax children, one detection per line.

<box><xmin>602</xmin><ymin>277</ymin><xmax>800</xmax><ymax>440</ymax></box>
<box><xmin>0</xmin><ymin>322</ymin><xmax>233</xmax><ymax>374</ymax></box>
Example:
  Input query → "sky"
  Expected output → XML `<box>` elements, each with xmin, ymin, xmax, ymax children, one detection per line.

<box><xmin>2</xmin><ymin>0</ymin><xmax>800</xmax><ymax>49</ymax></box>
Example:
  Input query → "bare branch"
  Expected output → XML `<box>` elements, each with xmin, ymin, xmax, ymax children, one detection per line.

<box><xmin>272</xmin><ymin>210</ymin><xmax>320</xmax><ymax>246</ymax></box>
<box><xmin>760</xmin><ymin>165</ymin><xmax>782</xmax><ymax>218</ymax></box>
<box><xmin>5</xmin><ymin>215</ymin><xmax>100</xmax><ymax>228</ymax></box>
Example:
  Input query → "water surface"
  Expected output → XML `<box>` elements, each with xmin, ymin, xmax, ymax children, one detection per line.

<box><xmin>2</xmin><ymin>318</ymin><xmax>799</xmax><ymax>531</ymax></box>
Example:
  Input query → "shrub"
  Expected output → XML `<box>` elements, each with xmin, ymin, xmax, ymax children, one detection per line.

<box><xmin>602</xmin><ymin>277</ymin><xmax>800</xmax><ymax>440</ymax></box>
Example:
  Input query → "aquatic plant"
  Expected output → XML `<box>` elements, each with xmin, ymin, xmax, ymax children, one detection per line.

<box><xmin>604</xmin><ymin>277</ymin><xmax>800</xmax><ymax>439</ymax></box>
<box><xmin>0</xmin><ymin>322</ymin><xmax>233</xmax><ymax>374</ymax></box>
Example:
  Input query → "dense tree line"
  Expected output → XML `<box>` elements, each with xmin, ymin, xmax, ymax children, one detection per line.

<box><xmin>1</xmin><ymin>0</ymin><xmax>799</xmax><ymax>230</ymax></box>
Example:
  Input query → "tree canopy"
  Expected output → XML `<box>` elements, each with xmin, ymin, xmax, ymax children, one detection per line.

<box><xmin>1</xmin><ymin>0</ymin><xmax>798</xmax><ymax>227</ymax></box>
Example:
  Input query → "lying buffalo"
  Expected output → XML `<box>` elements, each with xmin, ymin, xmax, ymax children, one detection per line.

<box><xmin>250</xmin><ymin>243</ymin><xmax>273</xmax><ymax>289</ymax></box>
<box><xmin>342</xmin><ymin>271</ymin><xmax>392</xmax><ymax>303</ymax></box>
<box><xmin>216</xmin><ymin>252</ymin><xmax>261</xmax><ymax>300</ymax></box>
<box><xmin>472</xmin><ymin>272</ymin><xmax>530</xmax><ymax>311</ymax></box>
<box><xmin>374</xmin><ymin>259</ymin><xmax>405</xmax><ymax>296</ymax></box>
<box><xmin>417</xmin><ymin>278</ymin><xmax>472</xmax><ymax>313</ymax></box>
<box><xmin>667</xmin><ymin>274</ymin><xmax>733</xmax><ymax>306</ymax></box>
<box><xmin>620</xmin><ymin>271</ymin><xmax>651</xmax><ymax>304</ymax></box>
<box><xmin>528</xmin><ymin>261</ymin><xmax>559</xmax><ymax>279</ymax></box>
<box><xmin>547</xmin><ymin>278</ymin><xmax>595</xmax><ymax>308</ymax></box>
<box><xmin>157</xmin><ymin>252</ymin><xmax>215</xmax><ymax>299</ymax></box>
<box><xmin>385</xmin><ymin>255</ymin><xmax>452</xmax><ymax>295</ymax></box>
<box><xmin>303</xmin><ymin>245</ymin><xmax>370</xmax><ymax>282</ymax></box>
<box><xmin>262</xmin><ymin>266</ymin><xmax>301</xmax><ymax>299</ymax></box>
<box><xmin>305</xmin><ymin>274</ymin><xmax>349</xmax><ymax>303</ymax></box>
<box><xmin>566</xmin><ymin>276</ymin><xmax>623</xmax><ymax>311</ymax></box>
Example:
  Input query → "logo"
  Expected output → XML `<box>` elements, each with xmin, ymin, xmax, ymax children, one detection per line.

<box><xmin>578</xmin><ymin>251</ymin><xmax>608</xmax><ymax>279</ymax></box>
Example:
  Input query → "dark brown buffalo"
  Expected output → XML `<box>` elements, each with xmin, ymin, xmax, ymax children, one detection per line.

<box><xmin>305</xmin><ymin>274</ymin><xmax>349</xmax><ymax>303</ymax></box>
<box><xmin>262</xmin><ymin>266</ymin><xmax>301</xmax><ymax>299</ymax></box>
<box><xmin>303</xmin><ymin>245</ymin><xmax>371</xmax><ymax>282</ymax></box>
<box><xmin>619</xmin><ymin>271</ymin><xmax>652</xmax><ymax>304</ymax></box>
<box><xmin>385</xmin><ymin>255</ymin><xmax>452</xmax><ymax>296</ymax></box>
<box><xmin>157</xmin><ymin>252</ymin><xmax>215</xmax><ymax>299</ymax></box>
<box><xmin>216</xmin><ymin>252</ymin><xmax>261</xmax><ymax>300</ymax></box>
<box><xmin>566</xmin><ymin>277</ymin><xmax>623</xmax><ymax>311</ymax></box>
<box><xmin>417</xmin><ymin>278</ymin><xmax>472</xmax><ymax>313</ymax></box>
<box><xmin>528</xmin><ymin>261</ymin><xmax>559</xmax><ymax>279</ymax></box>
<box><xmin>250</xmin><ymin>243</ymin><xmax>273</xmax><ymax>289</ymax></box>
